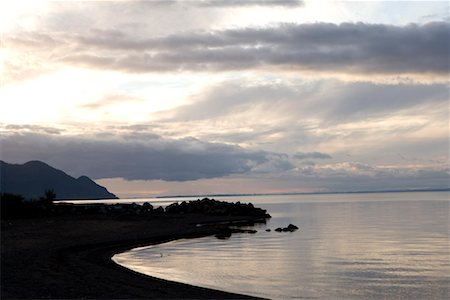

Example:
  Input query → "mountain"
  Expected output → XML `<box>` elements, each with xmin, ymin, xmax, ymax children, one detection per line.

<box><xmin>0</xmin><ymin>161</ymin><xmax>117</xmax><ymax>200</ymax></box>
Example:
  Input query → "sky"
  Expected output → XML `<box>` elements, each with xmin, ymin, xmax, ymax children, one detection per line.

<box><xmin>1</xmin><ymin>0</ymin><xmax>449</xmax><ymax>197</ymax></box>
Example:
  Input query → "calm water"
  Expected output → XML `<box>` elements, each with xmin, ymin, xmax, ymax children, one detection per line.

<box><xmin>113</xmin><ymin>192</ymin><xmax>449</xmax><ymax>299</ymax></box>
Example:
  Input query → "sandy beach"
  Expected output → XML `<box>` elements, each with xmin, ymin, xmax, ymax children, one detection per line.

<box><xmin>1</xmin><ymin>212</ymin><xmax>264</xmax><ymax>299</ymax></box>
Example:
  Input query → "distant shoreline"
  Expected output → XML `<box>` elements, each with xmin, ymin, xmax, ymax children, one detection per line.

<box><xmin>154</xmin><ymin>188</ymin><xmax>450</xmax><ymax>199</ymax></box>
<box><xmin>56</xmin><ymin>188</ymin><xmax>449</xmax><ymax>201</ymax></box>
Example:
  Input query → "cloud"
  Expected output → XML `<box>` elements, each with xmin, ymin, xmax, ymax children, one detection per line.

<box><xmin>96</xmin><ymin>0</ymin><xmax>304</xmax><ymax>7</ymax></box>
<box><xmin>287</xmin><ymin>160</ymin><xmax>449</xmax><ymax>192</ymax></box>
<box><xmin>306</xmin><ymin>81</ymin><xmax>449</xmax><ymax>122</ymax></box>
<box><xmin>100</xmin><ymin>164</ymin><xmax>449</xmax><ymax>197</ymax></box>
<box><xmin>148</xmin><ymin>79</ymin><xmax>448</xmax><ymax>159</ymax></box>
<box><xmin>196</xmin><ymin>0</ymin><xmax>304</xmax><ymax>7</ymax></box>
<box><xmin>157</xmin><ymin>79</ymin><xmax>448</xmax><ymax>124</ymax></box>
<box><xmin>0</xmin><ymin>132</ymin><xmax>295</xmax><ymax>181</ymax></box>
<box><xmin>110</xmin><ymin>160</ymin><xmax>449</xmax><ymax>196</ymax></box>
<box><xmin>201</xmin><ymin>127</ymin><xmax>286</xmax><ymax>145</ymax></box>
<box><xmin>6</xmin><ymin>22</ymin><xmax>448</xmax><ymax>78</ymax></box>
<box><xmin>251</xmin><ymin>153</ymin><xmax>296</xmax><ymax>173</ymax></box>
<box><xmin>79</xmin><ymin>93</ymin><xmax>144</xmax><ymax>109</ymax></box>
<box><xmin>3</xmin><ymin>124</ymin><xmax>62</xmax><ymax>135</ymax></box>
<box><xmin>72</xmin><ymin>22</ymin><xmax>450</xmax><ymax>75</ymax></box>
<box><xmin>2</xmin><ymin>130</ymin><xmax>447</xmax><ymax>193</ymax></box>
<box><xmin>293</xmin><ymin>152</ymin><xmax>332</xmax><ymax>160</ymax></box>
<box><xmin>310</xmin><ymin>162</ymin><xmax>450</xmax><ymax>188</ymax></box>
<box><xmin>156</xmin><ymin>81</ymin><xmax>299</xmax><ymax>121</ymax></box>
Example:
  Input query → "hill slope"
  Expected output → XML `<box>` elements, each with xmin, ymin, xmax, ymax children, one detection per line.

<box><xmin>0</xmin><ymin>161</ymin><xmax>117</xmax><ymax>200</ymax></box>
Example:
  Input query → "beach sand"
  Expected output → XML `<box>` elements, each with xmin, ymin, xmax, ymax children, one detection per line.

<box><xmin>1</xmin><ymin>213</ymin><xmax>263</xmax><ymax>299</ymax></box>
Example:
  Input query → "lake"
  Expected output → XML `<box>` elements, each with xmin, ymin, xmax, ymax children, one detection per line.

<box><xmin>113</xmin><ymin>191</ymin><xmax>449</xmax><ymax>299</ymax></box>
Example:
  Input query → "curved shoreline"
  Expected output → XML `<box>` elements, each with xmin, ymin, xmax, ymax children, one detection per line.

<box><xmin>1</xmin><ymin>214</ymin><xmax>266</xmax><ymax>299</ymax></box>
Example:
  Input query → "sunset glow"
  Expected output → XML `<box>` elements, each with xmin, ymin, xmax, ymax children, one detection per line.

<box><xmin>1</xmin><ymin>0</ymin><xmax>448</xmax><ymax>197</ymax></box>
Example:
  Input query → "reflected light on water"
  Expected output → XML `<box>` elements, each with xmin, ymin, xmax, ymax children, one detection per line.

<box><xmin>113</xmin><ymin>192</ymin><xmax>449</xmax><ymax>299</ymax></box>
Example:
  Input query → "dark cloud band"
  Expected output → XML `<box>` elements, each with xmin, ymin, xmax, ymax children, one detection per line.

<box><xmin>129</xmin><ymin>0</ymin><xmax>303</xmax><ymax>7</ymax></box>
<box><xmin>293</xmin><ymin>152</ymin><xmax>332</xmax><ymax>160</ymax></box>
<box><xmin>197</xmin><ymin>0</ymin><xmax>303</xmax><ymax>7</ymax></box>
<box><xmin>0</xmin><ymin>132</ymin><xmax>273</xmax><ymax>181</ymax></box>
<box><xmin>55</xmin><ymin>22</ymin><xmax>449</xmax><ymax>75</ymax></box>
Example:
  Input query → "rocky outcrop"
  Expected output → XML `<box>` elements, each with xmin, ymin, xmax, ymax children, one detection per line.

<box><xmin>165</xmin><ymin>198</ymin><xmax>271</xmax><ymax>218</ymax></box>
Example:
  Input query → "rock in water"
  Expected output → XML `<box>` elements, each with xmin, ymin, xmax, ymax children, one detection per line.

<box><xmin>274</xmin><ymin>224</ymin><xmax>299</xmax><ymax>232</ymax></box>
<box><xmin>215</xmin><ymin>228</ymin><xmax>232</xmax><ymax>239</ymax></box>
<box><xmin>287</xmin><ymin>224</ymin><xmax>299</xmax><ymax>231</ymax></box>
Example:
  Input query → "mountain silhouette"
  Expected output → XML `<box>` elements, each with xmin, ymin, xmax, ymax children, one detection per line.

<box><xmin>0</xmin><ymin>161</ymin><xmax>117</xmax><ymax>200</ymax></box>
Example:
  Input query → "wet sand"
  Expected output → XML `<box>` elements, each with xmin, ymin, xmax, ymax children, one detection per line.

<box><xmin>1</xmin><ymin>213</ymin><xmax>263</xmax><ymax>299</ymax></box>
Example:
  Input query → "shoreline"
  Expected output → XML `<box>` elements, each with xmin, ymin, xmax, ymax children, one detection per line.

<box><xmin>1</xmin><ymin>213</ymin><xmax>266</xmax><ymax>299</ymax></box>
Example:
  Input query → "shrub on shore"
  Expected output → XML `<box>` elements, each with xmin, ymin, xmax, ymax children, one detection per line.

<box><xmin>0</xmin><ymin>192</ymin><xmax>54</xmax><ymax>219</ymax></box>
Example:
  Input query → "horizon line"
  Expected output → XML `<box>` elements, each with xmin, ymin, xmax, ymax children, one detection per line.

<box><xmin>141</xmin><ymin>187</ymin><xmax>449</xmax><ymax>199</ymax></box>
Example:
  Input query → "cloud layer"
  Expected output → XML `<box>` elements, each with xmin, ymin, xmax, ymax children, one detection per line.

<box><xmin>7</xmin><ymin>22</ymin><xmax>449</xmax><ymax>79</ymax></box>
<box><xmin>117</xmin><ymin>0</ymin><xmax>304</xmax><ymax>7</ymax></box>
<box><xmin>68</xmin><ymin>22</ymin><xmax>450</xmax><ymax>75</ymax></box>
<box><xmin>153</xmin><ymin>79</ymin><xmax>448</xmax><ymax>158</ymax></box>
<box><xmin>294</xmin><ymin>152</ymin><xmax>332</xmax><ymax>160</ymax></box>
<box><xmin>2</xmin><ymin>129</ymin><xmax>447</xmax><ymax>194</ymax></box>
<box><xmin>0</xmin><ymin>132</ymin><xmax>273</xmax><ymax>181</ymax></box>
<box><xmin>195</xmin><ymin>0</ymin><xmax>304</xmax><ymax>7</ymax></box>
<box><xmin>158</xmin><ymin>80</ymin><xmax>448</xmax><ymax>122</ymax></box>
<box><xmin>2</xmin><ymin>2</ymin><xmax>448</xmax><ymax>195</ymax></box>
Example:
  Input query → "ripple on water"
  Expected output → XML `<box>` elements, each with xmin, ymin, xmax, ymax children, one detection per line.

<box><xmin>113</xmin><ymin>193</ymin><xmax>450</xmax><ymax>299</ymax></box>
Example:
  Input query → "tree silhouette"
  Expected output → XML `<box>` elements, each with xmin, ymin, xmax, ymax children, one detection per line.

<box><xmin>42</xmin><ymin>189</ymin><xmax>56</xmax><ymax>205</ymax></box>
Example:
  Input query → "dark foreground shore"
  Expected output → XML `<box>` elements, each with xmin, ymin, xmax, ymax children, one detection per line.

<box><xmin>1</xmin><ymin>212</ymin><xmax>265</xmax><ymax>299</ymax></box>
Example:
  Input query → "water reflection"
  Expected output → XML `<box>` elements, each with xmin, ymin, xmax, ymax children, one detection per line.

<box><xmin>113</xmin><ymin>192</ymin><xmax>449</xmax><ymax>299</ymax></box>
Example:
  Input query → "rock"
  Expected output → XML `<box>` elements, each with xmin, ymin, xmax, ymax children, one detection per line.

<box><xmin>163</xmin><ymin>198</ymin><xmax>270</xmax><ymax>218</ymax></box>
<box><xmin>215</xmin><ymin>228</ymin><xmax>232</xmax><ymax>239</ymax></box>
<box><xmin>141</xmin><ymin>202</ymin><xmax>153</xmax><ymax>212</ymax></box>
<box><xmin>215</xmin><ymin>233</ymin><xmax>231</xmax><ymax>239</ymax></box>
<box><xmin>275</xmin><ymin>224</ymin><xmax>299</xmax><ymax>232</ymax></box>
<box><xmin>154</xmin><ymin>206</ymin><xmax>164</xmax><ymax>213</ymax></box>
<box><xmin>287</xmin><ymin>224</ymin><xmax>299</xmax><ymax>231</ymax></box>
<box><xmin>237</xmin><ymin>229</ymin><xmax>257</xmax><ymax>234</ymax></box>
<box><xmin>165</xmin><ymin>202</ymin><xmax>179</xmax><ymax>213</ymax></box>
